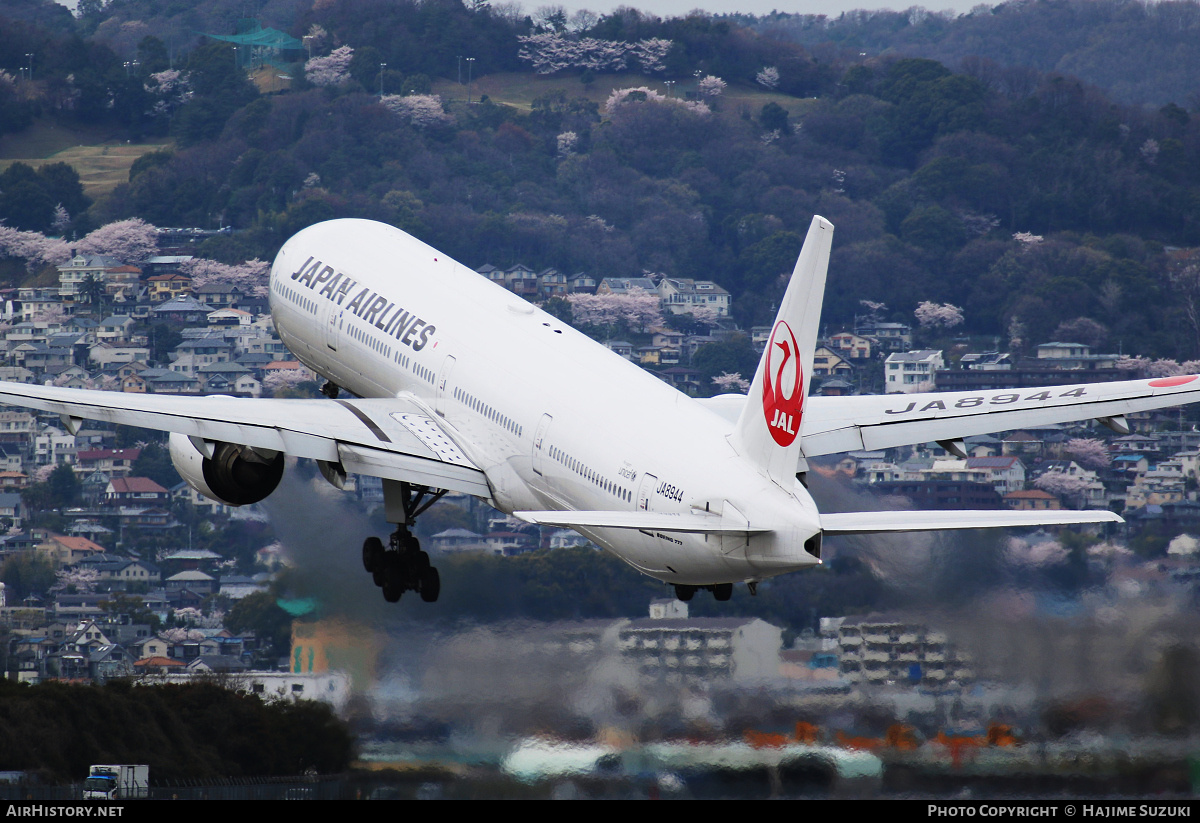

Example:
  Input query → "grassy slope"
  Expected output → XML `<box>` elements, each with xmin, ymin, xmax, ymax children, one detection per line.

<box><xmin>0</xmin><ymin>119</ymin><xmax>170</xmax><ymax>199</ymax></box>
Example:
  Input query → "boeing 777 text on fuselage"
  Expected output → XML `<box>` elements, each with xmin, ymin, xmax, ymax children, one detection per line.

<box><xmin>2</xmin><ymin>216</ymin><xmax>1199</xmax><ymax>603</ymax></box>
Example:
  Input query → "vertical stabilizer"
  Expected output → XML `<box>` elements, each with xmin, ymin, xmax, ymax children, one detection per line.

<box><xmin>729</xmin><ymin>215</ymin><xmax>833</xmax><ymax>485</ymax></box>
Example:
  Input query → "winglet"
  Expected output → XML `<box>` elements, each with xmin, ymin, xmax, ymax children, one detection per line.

<box><xmin>729</xmin><ymin>215</ymin><xmax>833</xmax><ymax>486</ymax></box>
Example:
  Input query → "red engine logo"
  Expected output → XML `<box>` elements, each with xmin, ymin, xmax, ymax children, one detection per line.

<box><xmin>762</xmin><ymin>320</ymin><xmax>804</xmax><ymax>447</ymax></box>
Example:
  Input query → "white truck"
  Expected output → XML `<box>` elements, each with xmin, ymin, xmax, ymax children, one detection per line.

<box><xmin>82</xmin><ymin>764</ymin><xmax>149</xmax><ymax>800</ymax></box>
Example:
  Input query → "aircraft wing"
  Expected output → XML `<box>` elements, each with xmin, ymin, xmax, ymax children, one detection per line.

<box><xmin>799</xmin><ymin>375</ymin><xmax>1200</xmax><ymax>457</ymax></box>
<box><xmin>0</xmin><ymin>381</ymin><xmax>491</xmax><ymax>497</ymax></box>
<box><xmin>821</xmin><ymin>509</ymin><xmax>1122</xmax><ymax>534</ymax></box>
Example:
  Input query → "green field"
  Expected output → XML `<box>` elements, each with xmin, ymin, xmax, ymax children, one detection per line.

<box><xmin>432</xmin><ymin>71</ymin><xmax>814</xmax><ymax>119</ymax></box>
<box><xmin>0</xmin><ymin>119</ymin><xmax>171</xmax><ymax>198</ymax></box>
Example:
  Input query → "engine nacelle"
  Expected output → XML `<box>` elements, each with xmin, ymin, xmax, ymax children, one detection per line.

<box><xmin>169</xmin><ymin>432</ymin><xmax>284</xmax><ymax>506</ymax></box>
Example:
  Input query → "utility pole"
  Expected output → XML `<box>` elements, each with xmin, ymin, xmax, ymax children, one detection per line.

<box><xmin>379</xmin><ymin>62</ymin><xmax>386</xmax><ymax>98</ymax></box>
<box><xmin>466</xmin><ymin>57</ymin><xmax>475</xmax><ymax>104</ymax></box>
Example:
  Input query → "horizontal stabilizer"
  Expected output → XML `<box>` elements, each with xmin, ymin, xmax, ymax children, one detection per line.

<box><xmin>821</xmin><ymin>509</ymin><xmax>1122</xmax><ymax>535</ymax></box>
<box><xmin>514</xmin><ymin>510</ymin><xmax>772</xmax><ymax>535</ymax></box>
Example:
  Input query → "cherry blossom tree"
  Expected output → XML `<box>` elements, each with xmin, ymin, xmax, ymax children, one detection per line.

<box><xmin>382</xmin><ymin>94</ymin><xmax>453</xmax><ymax>128</ymax></box>
<box><xmin>1115</xmin><ymin>355</ymin><xmax>1151</xmax><ymax>375</ymax></box>
<box><xmin>180</xmin><ymin>257</ymin><xmax>270</xmax><ymax>296</ymax></box>
<box><xmin>1148</xmin><ymin>358</ymin><xmax>1185</xmax><ymax>377</ymax></box>
<box><xmin>604</xmin><ymin>86</ymin><xmax>709</xmax><ymax>116</ymax></box>
<box><xmin>264</xmin><ymin>369</ymin><xmax>311</xmax><ymax>396</ymax></box>
<box><xmin>557</xmin><ymin>131</ymin><xmax>578</xmax><ymax>156</ymax></box>
<box><xmin>756</xmin><ymin>66</ymin><xmax>780</xmax><ymax>88</ymax></box>
<box><xmin>712</xmin><ymin>372</ymin><xmax>749</xmax><ymax>393</ymax></box>
<box><xmin>629</xmin><ymin>38</ymin><xmax>671</xmax><ymax>73</ymax></box>
<box><xmin>914</xmin><ymin>300</ymin><xmax>964</xmax><ymax>329</ymax></box>
<box><xmin>697</xmin><ymin>75</ymin><xmax>727</xmax><ymax>99</ymax></box>
<box><xmin>518</xmin><ymin>35</ymin><xmax>674</xmax><ymax>75</ymax></box>
<box><xmin>1063</xmin><ymin>438</ymin><xmax>1111</xmax><ymax>470</ymax></box>
<box><xmin>567</xmin><ymin>289</ymin><xmax>662</xmax><ymax>334</ymax></box>
<box><xmin>1033</xmin><ymin>470</ymin><xmax>1091</xmax><ymax>506</ymax></box>
<box><xmin>0</xmin><ymin>225</ymin><xmax>71</xmax><ymax>270</ymax></box>
<box><xmin>305</xmin><ymin>45</ymin><xmax>354</xmax><ymax>87</ymax></box>
<box><xmin>144</xmin><ymin>69</ymin><xmax>192</xmax><ymax>118</ymax></box>
<box><xmin>1012</xmin><ymin>231</ymin><xmax>1044</xmax><ymax>246</ymax></box>
<box><xmin>50</xmin><ymin>204</ymin><xmax>71</xmax><ymax>235</ymax></box>
<box><xmin>51</xmin><ymin>566</ymin><xmax>99</xmax><ymax>594</ymax></box>
<box><xmin>76</xmin><ymin>218</ymin><xmax>159</xmax><ymax>264</ymax></box>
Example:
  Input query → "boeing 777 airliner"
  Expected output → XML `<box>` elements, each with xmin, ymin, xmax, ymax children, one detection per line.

<box><xmin>1</xmin><ymin>216</ymin><xmax>1198</xmax><ymax>604</ymax></box>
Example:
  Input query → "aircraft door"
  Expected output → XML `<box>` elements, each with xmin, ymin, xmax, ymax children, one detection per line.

<box><xmin>637</xmin><ymin>473</ymin><xmax>658</xmax><ymax>512</ymax></box>
<box><xmin>532</xmin><ymin>413</ymin><xmax>553</xmax><ymax>476</ymax></box>
<box><xmin>435</xmin><ymin>355</ymin><xmax>456</xmax><ymax>415</ymax></box>
<box><xmin>325</xmin><ymin>305</ymin><xmax>341</xmax><ymax>352</ymax></box>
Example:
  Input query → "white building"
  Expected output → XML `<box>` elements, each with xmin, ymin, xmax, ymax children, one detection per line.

<box><xmin>884</xmin><ymin>350</ymin><xmax>944</xmax><ymax>393</ymax></box>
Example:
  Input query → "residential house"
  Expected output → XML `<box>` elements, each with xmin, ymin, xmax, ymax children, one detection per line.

<box><xmin>884</xmin><ymin>350</ymin><xmax>944</xmax><ymax>393</ymax></box>
<box><xmin>538</xmin><ymin>268</ymin><xmax>568</xmax><ymax>298</ymax></box>
<box><xmin>596</xmin><ymin>276</ymin><xmax>656</xmax><ymax>296</ymax></box>
<box><xmin>474</xmin><ymin>264</ymin><xmax>506</xmax><ymax>286</ymax></box>
<box><xmin>146</xmin><ymin>273</ymin><xmax>192</xmax><ymax>301</ymax></box>
<box><xmin>1003</xmin><ymin>489</ymin><xmax>1062</xmax><ymax>510</ymax></box>
<box><xmin>104</xmin><ymin>477</ymin><xmax>170</xmax><ymax>508</ymax></box>
<box><xmin>657</xmin><ymin>278</ymin><xmax>731</xmax><ymax>317</ymax></box>
<box><xmin>504</xmin><ymin>264</ymin><xmax>540</xmax><ymax>297</ymax></box>
<box><xmin>57</xmin><ymin>254</ymin><xmax>124</xmax><ymax>301</ymax></box>
<box><xmin>568</xmin><ymin>272</ymin><xmax>597</xmax><ymax>293</ymax></box>
<box><xmin>194</xmin><ymin>282</ymin><xmax>247</xmax><ymax>307</ymax></box>
<box><xmin>76</xmin><ymin>448</ymin><xmax>140</xmax><ymax>477</ymax></box>
<box><xmin>151</xmin><ymin>296</ymin><xmax>208</xmax><ymax>323</ymax></box>
<box><xmin>827</xmin><ymin>332</ymin><xmax>873</xmax><ymax>360</ymax></box>
<box><xmin>88</xmin><ymin>342</ymin><xmax>152</xmax><ymax>370</ymax></box>
<box><xmin>855</xmin><ymin>321</ymin><xmax>912</xmax><ymax>352</ymax></box>
<box><xmin>812</xmin><ymin>346</ymin><xmax>853</xmax><ymax>379</ymax></box>
<box><xmin>38</xmin><ymin>533</ymin><xmax>107</xmax><ymax>567</ymax></box>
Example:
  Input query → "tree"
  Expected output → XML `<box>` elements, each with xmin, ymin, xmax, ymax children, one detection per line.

<box><xmin>1063</xmin><ymin>438</ymin><xmax>1111</xmax><ymax>470</ymax></box>
<box><xmin>914</xmin><ymin>300</ymin><xmax>964</xmax><ymax>329</ymax></box>
<box><xmin>78</xmin><ymin>273</ymin><xmax>106</xmax><ymax>310</ymax></box>
<box><xmin>305</xmin><ymin>45</ymin><xmax>354</xmax><ymax>87</ymax></box>
<box><xmin>76</xmin><ymin>218</ymin><xmax>159</xmax><ymax>264</ymax></box>
<box><xmin>1</xmin><ymin>552</ymin><xmax>56</xmax><ymax>601</ymax></box>
<box><xmin>757</xmin><ymin>66</ymin><xmax>780</xmax><ymax>89</ymax></box>
<box><xmin>225</xmin><ymin>590</ymin><xmax>293</xmax><ymax>660</ymax></box>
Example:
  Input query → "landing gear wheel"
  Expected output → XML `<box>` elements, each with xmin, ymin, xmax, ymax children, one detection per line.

<box><xmin>382</xmin><ymin>561</ymin><xmax>404</xmax><ymax>601</ymax></box>
<box><xmin>419</xmin><ymin>567</ymin><xmax>440</xmax><ymax>603</ymax></box>
<box><xmin>712</xmin><ymin>583</ymin><xmax>733</xmax><ymax>602</ymax></box>
<box><xmin>363</xmin><ymin>536</ymin><xmax>384</xmax><ymax>574</ymax></box>
<box><xmin>368</xmin><ymin>482</ymin><xmax>447</xmax><ymax>605</ymax></box>
<box><xmin>674</xmin><ymin>584</ymin><xmax>696</xmax><ymax>602</ymax></box>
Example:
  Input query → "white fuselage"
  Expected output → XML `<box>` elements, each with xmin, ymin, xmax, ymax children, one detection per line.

<box><xmin>268</xmin><ymin>220</ymin><xmax>821</xmax><ymax>585</ymax></box>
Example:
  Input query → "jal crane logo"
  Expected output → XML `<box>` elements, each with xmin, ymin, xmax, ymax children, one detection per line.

<box><xmin>762</xmin><ymin>320</ymin><xmax>804</xmax><ymax>447</ymax></box>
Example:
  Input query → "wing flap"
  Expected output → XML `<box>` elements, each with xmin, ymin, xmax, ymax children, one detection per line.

<box><xmin>338</xmin><ymin>443</ymin><xmax>489</xmax><ymax>497</ymax></box>
<box><xmin>515</xmin><ymin>510</ymin><xmax>773</xmax><ymax>534</ymax></box>
<box><xmin>822</xmin><ymin>509</ymin><xmax>1123</xmax><ymax>534</ymax></box>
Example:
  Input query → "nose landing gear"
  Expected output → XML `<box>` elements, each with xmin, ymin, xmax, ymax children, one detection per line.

<box><xmin>363</xmin><ymin>481</ymin><xmax>445</xmax><ymax>603</ymax></box>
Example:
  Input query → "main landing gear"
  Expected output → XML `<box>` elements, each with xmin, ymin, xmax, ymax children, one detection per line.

<box><xmin>362</xmin><ymin>481</ymin><xmax>444</xmax><ymax>603</ymax></box>
<box><xmin>674</xmin><ymin>583</ymin><xmax>734</xmax><ymax>602</ymax></box>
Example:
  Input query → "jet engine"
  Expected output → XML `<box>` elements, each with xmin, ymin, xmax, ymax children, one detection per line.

<box><xmin>168</xmin><ymin>432</ymin><xmax>284</xmax><ymax>506</ymax></box>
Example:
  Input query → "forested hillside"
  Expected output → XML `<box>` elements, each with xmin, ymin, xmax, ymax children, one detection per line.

<box><xmin>743</xmin><ymin>0</ymin><xmax>1200</xmax><ymax>108</ymax></box>
<box><xmin>5</xmin><ymin>0</ymin><xmax>1200</xmax><ymax>358</ymax></box>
